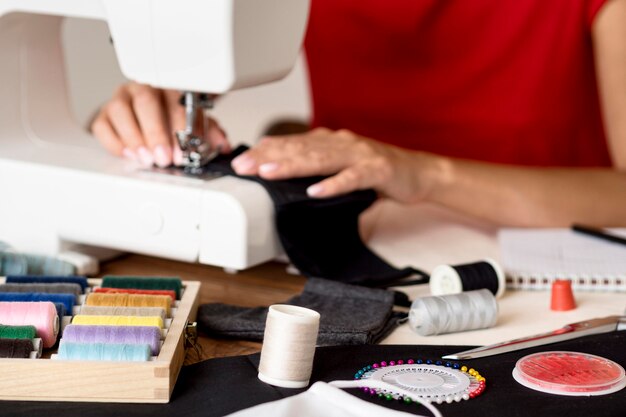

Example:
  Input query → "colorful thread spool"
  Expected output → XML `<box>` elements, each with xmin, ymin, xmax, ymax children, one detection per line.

<box><xmin>0</xmin><ymin>246</ymin><xmax>75</xmax><ymax>276</ymax></box>
<box><xmin>72</xmin><ymin>315</ymin><xmax>164</xmax><ymax>329</ymax></box>
<box><xmin>0</xmin><ymin>302</ymin><xmax>59</xmax><ymax>347</ymax></box>
<box><xmin>258</xmin><ymin>305</ymin><xmax>320</xmax><ymax>388</ymax></box>
<box><xmin>0</xmin><ymin>338</ymin><xmax>35</xmax><ymax>358</ymax></box>
<box><xmin>429</xmin><ymin>259</ymin><xmax>506</xmax><ymax>298</ymax></box>
<box><xmin>101</xmin><ymin>276</ymin><xmax>182</xmax><ymax>299</ymax></box>
<box><xmin>63</xmin><ymin>325</ymin><xmax>162</xmax><ymax>355</ymax></box>
<box><xmin>85</xmin><ymin>293</ymin><xmax>171</xmax><ymax>316</ymax></box>
<box><xmin>78</xmin><ymin>306</ymin><xmax>167</xmax><ymax>323</ymax></box>
<box><xmin>0</xmin><ymin>292</ymin><xmax>76</xmax><ymax>313</ymax></box>
<box><xmin>57</xmin><ymin>342</ymin><xmax>151</xmax><ymax>362</ymax></box>
<box><xmin>5</xmin><ymin>275</ymin><xmax>88</xmax><ymax>292</ymax></box>
<box><xmin>408</xmin><ymin>289</ymin><xmax>498</xmax><ymax>336</ymax></box>
<box><xmin>53</xmin><ymin>303</ymin><xmax>67</xmax><ymax>320</ymax></box>
<box><xmin>94</xmin><ymin>287</ymin><xmax>176</xmax><ymax>301</ymax></box>
<box><xmin>0</xmin><ymin>283</ymin><xmax>82</xmax><ymax>297</ymax></box>
<box><xmin>0</xmin><ymin>324</ymin><xmax>37</xmax><ymax>340</ymax></box>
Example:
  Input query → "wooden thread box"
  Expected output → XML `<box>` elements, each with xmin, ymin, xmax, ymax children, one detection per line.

<box><xmin>0</xmin><ymin>278</ymin><xmax>200</xmax><ymax>403</ymax></box>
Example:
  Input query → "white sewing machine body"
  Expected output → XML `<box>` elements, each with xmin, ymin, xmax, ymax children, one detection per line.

<box><xmin>0</xmin><ymin>0</ymin><xmax>310</xmax><ymax>269</ymax></box>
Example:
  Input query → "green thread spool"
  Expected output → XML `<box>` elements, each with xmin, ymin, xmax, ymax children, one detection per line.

<box><xmin>0</xmin><ymin>324</ymin><xmax>37</xmax><ymax>340</ymax></box>
<box><xmin>101</xmin><ymin>276</ymin><xmax>182</xmax><ymax>299</ymax></box>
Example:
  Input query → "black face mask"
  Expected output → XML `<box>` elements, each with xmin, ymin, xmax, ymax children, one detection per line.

<box><xmin>201</xmin><ymin>146</ymin><xmax>428</xmax><ymax>290</ymax></box>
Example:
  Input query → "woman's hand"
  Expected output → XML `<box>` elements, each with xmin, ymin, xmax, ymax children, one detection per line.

<box><xmin>231</xmin><ymin>127</ymin><xmax>444</xmax><ymax>203</ymax></box>
<box><xmin>91</xmin><ymin>82</ymin><xmax>230</xmax><ymax>167</ymax></box>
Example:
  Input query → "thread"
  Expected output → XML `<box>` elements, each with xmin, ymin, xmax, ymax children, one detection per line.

<box><xmin>258</xmin><ymin>304</ymin><xmax>320</xmax><ymax>389</ymax></box>
<box><xmin>0</xmin><ymin>338</ymin><xmax>35</xmax><ymax>358</ymax></box>
<box><xmin>101</xmin><ymin>276</ymin><xmax>182</xmax><ymax>299</ymax></box>
<box><xmin>85</xmin><ymin>293</ymin><xmax>170</xmax><ymax>316</ymax></box>
<box><xmin>94</xmin><ymin>287</ymin><xmax>176</xmax><ymax>301</ymax></box>
<box><xmin>0</xmin><ymin>292</ymin><xmax>75</xmax><ymax>313</ymax></box>
<box><xmin>0</xmin><ymin>302</ymin><xmax>59</xmax><ymax>347</ymax></box>
<box><xmin>63</xmin><ymin>325</ymin><xmax>162</xmax><ymax>355</ymax></box>
<box><xmin>5</xmin><ymin>275</ymin><xmax>88</xmax><ymax>292</ymax></box>
<box><xmin>72</xmin><ymin>315</ymin><xmax>164</xmax><ymax>329</ymax></box>
<box><xmin>57</xmin><ymin>342</ymin><xmax>151</xmax><ymax>361</ymax></box>
<box><xmin>79</xmin><ymin>305</ymin><xmax>167</xmax><ymax>323</ymax></box>
<box><xmin>53</xmin><ymin>303</ymin><xmax>67</xmax><ymax>320</ymax></box>
<box><xmin>0</xmin><ymin>324</ymin><xmax>37</xmax><ymax>340</ymax></box>
<box><xmin>408</xmin><ymin>289</ymin><xmax>498</xmax><ymax>336</ymax></box>
<box><xmin>430</xmin><ymin>259</ymin><xmax>506</xmax><ymax>298</ymax></box>
<box><xmin>0</xmin><ymin>245</ymin><xmax>75</xmax><ymax>276</ymax></box>
<box><xmin>0</xmin><ymin>283</ymin><xmax>82</xmax><ymax>297</ymax></box>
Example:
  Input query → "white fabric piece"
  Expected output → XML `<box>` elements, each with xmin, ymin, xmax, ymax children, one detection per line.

<box><xmin>226</xmin><ymin>381</ymin><xmax>436</xmax><ymax>417</ymax></box>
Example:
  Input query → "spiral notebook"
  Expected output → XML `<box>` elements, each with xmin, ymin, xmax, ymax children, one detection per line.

<box><xmin>498</xmin><ymin>228</ymin><xmax>626</xmax><ymax>292</ymax></box>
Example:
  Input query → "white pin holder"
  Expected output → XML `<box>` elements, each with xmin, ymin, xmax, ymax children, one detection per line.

<box><xmin>258</xmin><ymin>305</ymin><xmax>320</xmax><ymax>389</ymax></box>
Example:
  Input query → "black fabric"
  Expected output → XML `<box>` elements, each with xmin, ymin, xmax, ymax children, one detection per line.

<box><xmin>198</xmin><ymin>277</ymin><xmax>405</xmax><ymax>345</ymax></box>
<box><xmin>2</xmin><ymin>331</ymin><xmax>625</xmax><ymax>416</ymax></box>
<box><xmin>204</xmin><ymin>146</ymin><xmax>427</xmax><ymax>287</ymax></box>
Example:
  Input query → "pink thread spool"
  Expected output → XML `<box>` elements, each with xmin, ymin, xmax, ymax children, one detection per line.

<box><xmin>0</xmin><ymin>302</ymin><xmax>59</xmax><ymax>348</ymax></box>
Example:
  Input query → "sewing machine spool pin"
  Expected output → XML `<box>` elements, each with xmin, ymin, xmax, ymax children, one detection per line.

<box><xmin>176</xmin><ymin>91</ymin><xmax>220</xmax><ymax>174</ymax></box>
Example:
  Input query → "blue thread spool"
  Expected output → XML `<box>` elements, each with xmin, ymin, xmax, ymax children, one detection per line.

<box><xmin>53</xmin><ymin>303</ymin><xmax>67</xmax><ymax>320</ymax></box>
<box><xmin>57</xmin><ymin>342</ymin><xmax>151</xmax><ymax>362</ymax></box>
<box><xmin>0</xmin><ymin>293</ymin><xmax>75</xmax><ymax>313</ymax></box>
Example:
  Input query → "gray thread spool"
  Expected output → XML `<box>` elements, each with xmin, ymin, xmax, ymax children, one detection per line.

<box><xmin>0</xmin><ymin>283</ymin><xmax>82</xmax><ymax>297</ymax></box>
<box><xmin>258</xmin><ymin>304</ymin><xmax>320</xmax><ymax>388</ymax></box>
<box><xmin>408</xmin><ymin>289</ymin><xmax>498</xmax><ymax>336</ymax></box>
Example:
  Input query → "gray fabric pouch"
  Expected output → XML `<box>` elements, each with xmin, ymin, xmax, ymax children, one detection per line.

<box><xmin>198</xmin><ymin>278</ymin><xmax>406</xmax><ymax>345</ymax></box>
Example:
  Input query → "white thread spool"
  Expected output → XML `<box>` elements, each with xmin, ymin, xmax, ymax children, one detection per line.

<box><xmin>258</xmin><ymin>304</ymin><xmax>320</xmax><ymax>388</ymax></box>
<box><xmin>408</xmin><ymin>289</ymin><xmax>498</xmax><ymax>336</ymax></box>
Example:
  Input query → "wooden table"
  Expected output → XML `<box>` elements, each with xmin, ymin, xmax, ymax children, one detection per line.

<box><xmin>100</xmin><ymin>254</ymin><xmax>306</xmax><ymax>363</ymax></box>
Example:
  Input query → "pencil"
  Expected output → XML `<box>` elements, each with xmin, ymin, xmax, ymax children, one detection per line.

<box><xmin>571</xmin><ymin>224</ymin><xmax>626</xmax><ymax>247</ymax></box>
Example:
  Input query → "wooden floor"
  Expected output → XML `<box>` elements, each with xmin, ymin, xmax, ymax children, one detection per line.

<box><xmin>100</xmin><ymin>254</ymin><xmax>306</xmax><ymax>363</ymax></box>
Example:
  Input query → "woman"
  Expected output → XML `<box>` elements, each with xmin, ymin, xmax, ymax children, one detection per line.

<box><xmin>92</xmin><ymin>0</ymin><xmax>626</xmax><ymax>227</ymax></box>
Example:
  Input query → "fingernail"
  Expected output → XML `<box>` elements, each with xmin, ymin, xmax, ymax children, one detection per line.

<box><xmin>153</xmin><ymin>145</ymin><xmax>172</xmax><ymax>168</ymax></box>
<box><xmin>122</xmin><ymin>148</ymin><xmax>137</xmax><ymax>162</ymax></box>
<box><xmin>137</xmin><ymin>146</ymin><xmax>154</xmax><ymax>167</ymax></box>
<box><xmin>259</xmin><ymin>163</ymin><xmax>279</xmax><ymax>174</ymax></box>
<box><xmin>173</xmin><ymin>146</ymin><xmax>183</xmax><ymax>166</ymax></box>
<box><xmin>231</xmin><ymin>154</ymin><xmax>255</xmax><ymax>172</ymax></box>
<box><xmin>307</xmin><ymin>184</ymin><xmax>324</xmax><ymax>197</ymax></box>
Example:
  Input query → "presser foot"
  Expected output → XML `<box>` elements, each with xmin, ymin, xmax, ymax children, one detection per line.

<box><xmin>175</xmin><ymin>91</ymin><xmax>219</xmax><ymax>173</ymax></box>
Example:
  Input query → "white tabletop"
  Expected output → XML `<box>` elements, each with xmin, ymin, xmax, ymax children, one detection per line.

<box><xmin>361</xmin><ymin>201</ymin><xmax>625</xmax><ymax>347</ymax></box>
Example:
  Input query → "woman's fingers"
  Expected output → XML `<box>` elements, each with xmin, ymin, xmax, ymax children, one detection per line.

<box><xmin>163</xmin><ymin>90</ymin><xmax>186</xmax><ymax>165</ymax></box>
<box><xmin>128</xmin><ymin>84</ymin><xmax>172</xmax><ymax>167</ymax></box>
<box><xmin>91</xmin><ymin>112</ymin><xmax>125</xmax><ymax>158</ymax></box>
<box><xmin>104</xmin><ymin>87</ymin><xmax>145</xmax><ymax>158</ymax></box>
<box><xmin>230</xmin><ymin>127</ymin><xmax>415</xmax><ymax>201</ymax></box>
<box><xmin>231</xmin><ymin>129</ymin><xmax>359</xmax><ymax>178</ymax></box>
<box><xmin>205</xmin><ymin>118</ymin><xmax>231</xmax><ymax>154</ymax></box>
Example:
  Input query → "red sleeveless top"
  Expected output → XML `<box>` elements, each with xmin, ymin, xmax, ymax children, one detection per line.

<box><xmin>304</xmin><ymin>0</ymin><xmax>611</xmax><ymax>167</ymax></box>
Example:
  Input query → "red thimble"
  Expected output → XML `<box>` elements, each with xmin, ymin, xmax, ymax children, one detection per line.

<box><xmin>550</xmin><ymin>280</ymin><xmax>576</xmax><ymax>311</ymax></box>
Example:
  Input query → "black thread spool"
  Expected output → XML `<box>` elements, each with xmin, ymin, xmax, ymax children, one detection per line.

<box><xmin>429</xmin><ymin>259</ymin><xmax>506</xmax><ymax>298</ymax></box>
<box><xmin>0</xmin><ymin>339</ymin><xmax>35</xmax><ymax>359</ymax></box>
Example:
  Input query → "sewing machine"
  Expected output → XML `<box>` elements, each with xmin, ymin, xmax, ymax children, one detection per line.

<box><xmin>0</xmin><ymin>0</ymin><xmax>310</xmax><ymax>270</ymax></box>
